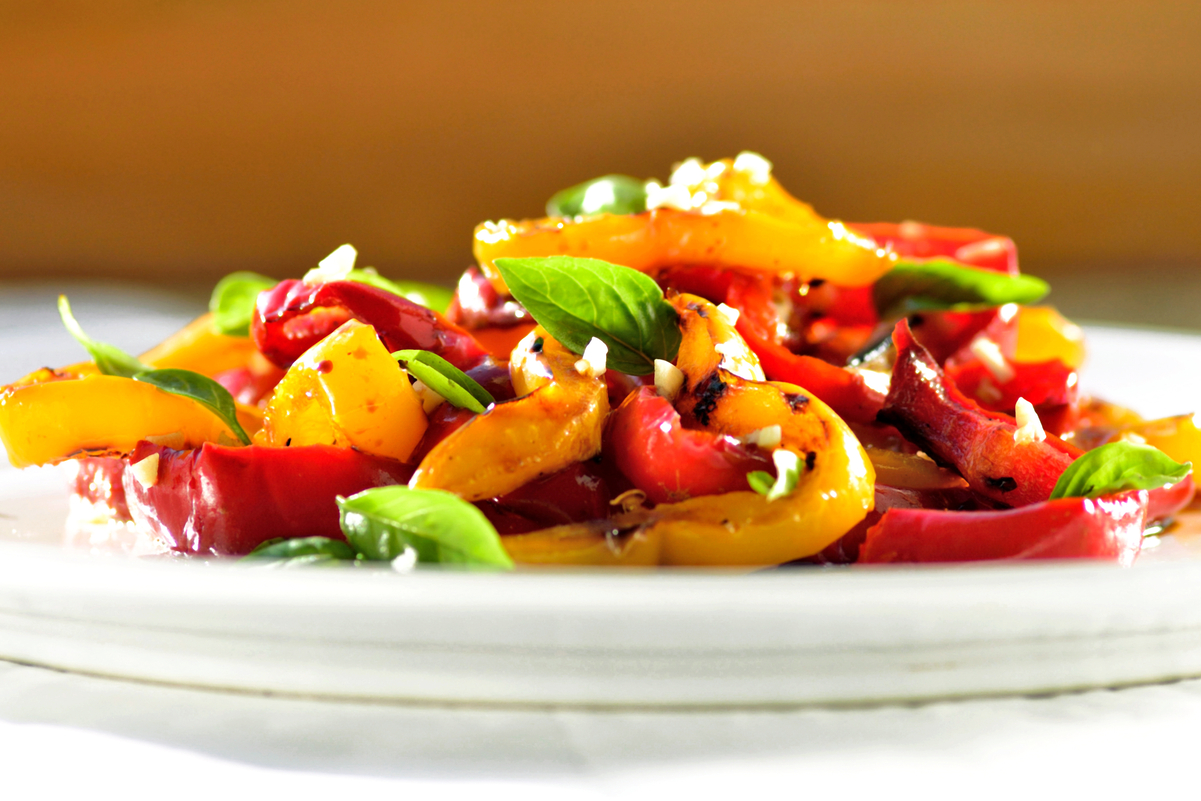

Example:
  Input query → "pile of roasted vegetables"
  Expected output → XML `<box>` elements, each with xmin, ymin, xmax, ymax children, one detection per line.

<box><xmin>1</xmin><ymin>153</ymin><xmax>1196</xmax><ymax>569</ymax></box>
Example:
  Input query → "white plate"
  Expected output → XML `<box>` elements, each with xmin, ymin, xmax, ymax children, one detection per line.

<box><xmin>2</xmin><ymin>321</ymin><xmax>1201</xmax><ymax>709</ymax></box>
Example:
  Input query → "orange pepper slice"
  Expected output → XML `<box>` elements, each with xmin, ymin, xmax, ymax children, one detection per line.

<box><xmin>409</xmin><ymin>328</ymin><xmax>608</xmax><ymax>502</ymax></box>
<box><xmin>474</xmin><ymin>157</ymin><xmax>892</xmax><ymax>292</ymax></box>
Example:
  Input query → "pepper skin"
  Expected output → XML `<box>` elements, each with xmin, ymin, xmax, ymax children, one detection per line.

<box><xmin>608</xmin><ymin>386</ymin><xmax>772</xmax><ymax>504</ymax></box>
<box><xmin>123</xmin><ymin>441</ymin><xmax>414</xmax><ymax>555</ymax></box>
<box><xmin>252</xmin><ymin>279</ymin><xmax>489</xmax><ymax>371</ymax></box>
<box><xmin>878</xmin><ymin>319</ymin><xmax>1078</xmax><ymax>507</ymax></box>
<box><xmin>474</xmin><ymin>157</ymin><xmax>893</xmax><ymax>293</ymax></box>
<box><xmin>860</xmin><ymin>490</ymin><xmax>1147</xmax><ymax>565</ymax></box>
<box><xmin>408</xmin><ymin>328</ymin><xmax>608</xmax><ymax>501</ymax></box>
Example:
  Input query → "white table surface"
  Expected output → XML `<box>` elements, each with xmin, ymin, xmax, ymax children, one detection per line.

<box><xmin>4</xmin><ymin>282</ymin><xmax>1201</xmax><ymax>797</ymax></box>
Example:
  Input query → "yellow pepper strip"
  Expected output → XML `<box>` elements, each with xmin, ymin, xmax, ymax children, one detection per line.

<box><xmin>502</xmin><ymin>518</ymin><xmax>661</xmax><ymax>567</ymax></box>
<box><xmin>0</xmin><ymin>375</ymin><xmax>254</xmax><ymax>468</ymax></box>
<box><xmin>474</xmin><ymin>157</ymin><xmax>892</xmax><ymax>292</ymax></box>
<box><xmin>409</xmin><ymin>328</ymin><xmax>608</xmax><ymax>501</ymax></box>
<box><xmin>257</xmin><ymin>319</ymin><xmax>427</xmax><ymax>463</ymax></box>
<box><xmin>1015</xmin><ymin>306</ymin><xmax>1086</xmax><ymax>369</ymax></box>
<box><xmin>139</xmin><ymin>313</ymin><xmax>264</xmax><ymax>376</ymax></box>
<box><xmin>1116</xmin><ymin>414</ymin><xmax>1201</xmax><ymax>467</ymax></box>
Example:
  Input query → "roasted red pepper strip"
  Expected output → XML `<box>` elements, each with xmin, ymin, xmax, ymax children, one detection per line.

<box><xmin>252</xmin><ymin>279</ymin><xmax>489</xmax><ymax>370</ymax></box>
<box><xmin>856</xmin><ymin>221</ymin><xmax>1020</xmax><ymax>364</ymax></box>
<box><xmin>860</xmin><ymin>490</ymin><xmax>1147</xmax><ymax>564</ymax></box>
<box><xmin>726</xmin><ymin>272</ymin><xmax>885</xmax><ymax>424</ymax></box>
<box><xmin>944</xmin><ymin>356</ymin><xmax>1078</xmax><ymax>414</ymax></box>
<box><xmin>852</xmin><ymin>221</ymin><xmax>1018</xmax><ymax>275</ymax></box>
<box><xmin>123</xmin><ymin>441</ymin><xmax>414</xmax><ymax>555</ymax></box>
<box><xmin>607</xmin><ymin>386</ymin><xmax>772</xmax><ymax>504</ymax></box>
<box><xmin>1147</xmin><ymin>474</ymin><xmax>1196</xmax><ymax>522</ymax></box>
<box><xmin>878</xmin><ymin>319</ymin><xmax>1078</xmax><ymax>507</ymax></box>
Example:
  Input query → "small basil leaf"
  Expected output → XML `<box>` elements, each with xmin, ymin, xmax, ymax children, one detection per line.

<box><xmin>58</xmin><ymin>295</ymin><xmax>148</xmax><ymax>378</ymax></box>
<box><xmin>872</xmin><ymin>260</ymin><xmax>1049</xmax><ymax>318</ymax></box>
<box><xmin>133</xmin><ymin>368</ymin><xmax>252</xmax><ymax>445</ymax></box>
<box><xmin>241</xmin><ymin>536</ymin><xmax>358</xmax><ymax>566</ymax></box>
<box><xmin>747</xmin><ymin>450</ymin><xmax>801</xmax><ymax>501</ymax></box>
<box><xmin>346</xmin><ymin>269</ymin><xmax>454</xmax><ymax>314</ymax></box>
<box><xmin>1050</xmin><ymin>441</ymin><xmax>1192</xmax><ymax>500</ymax></box>
<box><xmin>209</xmin><ymin>272</ymin><xmax>277</xmax><ymax>336</ymax></box>
<box><xmin>337</xmin><ymin>486</ymin><xmax>513</xmax><ymax>568</ymax></box>
<box><xmin>392</xmin><ymin>349</ymin><xmax>494</xmax><ymax>413</ymax></box>
<box><xmin>546</xmin><ymin>174</ymin><xmax>648</xmax><ymax>217</ymax></box>
<box><xmin>493</xmin><ymin>256</ymin><xmax>681</xmax><ymax>375</ymax></box>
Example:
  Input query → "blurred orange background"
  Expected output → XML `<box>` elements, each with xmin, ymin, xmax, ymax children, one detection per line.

<box><xmin>2</xmin><ymin>1</ymin><xmax>1199</xmax><ymax>322</ymax></box>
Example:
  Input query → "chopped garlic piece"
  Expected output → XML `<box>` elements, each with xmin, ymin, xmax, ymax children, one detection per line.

<box><xmin>732</xmin><ymin>151</ymin><xmax>773</xmax><ymax>185</ymax></box>
<box><xmin>580</xmin><ymin>181</ymin><xmax>617</xmax><ymax>215</ymax></box>
<box><xmin>412</xmin><ymin>380</ymin><xmax>445</xmax><ymax>415</ymax></box>
<box><xmin>713</xmin><ymin>339</ymin><xmax>766</xmax><ymax>381</ymax></box>
<box><xmin>969</xmin><ymin>337</ymin><xmax>1015</xmax><ymax>383</ymax></box>
<box><xmin>742</xmin><ymin>425</ymin><xmax>782</xmax><ymax>450</ymax></box>
<box><xmin>1014</xmin><ymin>397</ymin><xmax>1046</xmax><ymax>444</ymax></box>
<box><xmin>698</xmin><ymin>199</ymin><xmax>741</xmax><ymax>215</ymax></box>
<box><xmin>654</xmin><ymin>358</ymin><xmax>685</xmax><ymax>401</ymax></box>
<box><xmin>303</xmin><ymin>243</ymin><xmax>357</xmax><ymax>284</ymax></box>
<box><xmin>129</xmin><ymin>452</ymin><xmax>160</xmax><ymax>488</ymax></box>
<box><xmin>669</xmin><ymin>157</ymin><xmax>707</xmax><ymax>187</ymax></box>
<box><xmin>716</xmin><ymin>303</ymin><xmax>741</xmax><ymax>326</ymax></box>
<box><xmin>575</xmin><ymin>337</ymin><xmax>608</xmax><ymax>378</ymax></box>
<box><xmin>645</xmin><ymin>181</ymin><xmax>695</xmax><ymax>212</ymax></box>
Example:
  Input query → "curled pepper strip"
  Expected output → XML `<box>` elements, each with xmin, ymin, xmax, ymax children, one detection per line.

<box><xmin>878</xmin><ymin>319</ymin><xmax>1078</xmax><ymax>507</ymax></box>
<box><xmin>506</xmin><ymin>295</ymin><xmax>875</xmax><ymax>568</ymax></box>
<box><xmin>474</xmin><ymin>158</ymin><xmax>892</xmax><ymax>293</ymax></box>
<box><xmin>408</xmin><ymin>328</ymin><xmax>609</xmax><ymax>502</ymax></box>
<box><xmin>608</xmin><ymin>386</ymin><xmax>772</xmax><ymax>505</ymax></box>
<box><xmin>860</xmin><ymin>490</ymin><xmax>1147</xmax><ymax>565</ymax></box>
<box><xmin>252</xmin><ymin>279</ymin><xmax>489</xmax><ymax>371</ymax></box>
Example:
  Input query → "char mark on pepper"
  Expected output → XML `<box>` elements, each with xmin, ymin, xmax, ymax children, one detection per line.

<box><xmin>691</xmin><ymin>373</ymin><xmax>726</xmax><ymax>427</ymax></box>
<box><xmin>784</xmin><ymin>393</ymin><xmax>809</xmax><ymax>412</ymax></box>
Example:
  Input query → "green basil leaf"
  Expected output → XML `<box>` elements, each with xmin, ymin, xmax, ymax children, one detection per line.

<box><xmin>392</xmin><ymin>349</ymin><xmax>494</xmax><ymax>413</ymax></box>
<box><xmin>337</xmin><ymin>486</ymin><xmax>512</xmax><ymax>568</ymax></box>
<box><xmin>1050</xmin><ymin>441</ymin><xmax>1192</xmax><ymax>500</ymax></box>
<box><xmin>133</xmin><ymin>368</ymin><xmax>251</xmax><ymax>445</ymax></box>
<box><xmin>493</xmin><ymin>256</ymin><xmax>681</xmax><ymax>375</ymax></box>
<box><xmin>546</xmin><ymin>174</ymin><xmax>648</xmax><ymax>217</ymax></box>
<box><xmin>872</xmin><ymin>259</ymin><xmax>1050</xmax><ymax>318</ymax></box>
<box><xmin>58</xmin><ymin>295</ymin><xmax>149</xmax><ymax>378</ymax></box>
<box><xmin>61</xmin><ymin>296</ymin><xmax>252</xmax><ymax>445</ymax></box>
<box><xmin>240</xmin><ymin>536</ymin><xmax>358</xmax><ymax>567</ymax></box>
<box><xmin>347</xmin><ymin>268</ymin><xmax>454</xmax><ymax>314</ymax></box>
<box><xmin>209</xmin><ymin>272</ymin><xmax>277</xmax><ymax>336</ymax></box>
<box><xmin>747</xmin><ymin>451</ymin><xmax>801</xmax><ymax>501</ymax></box>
